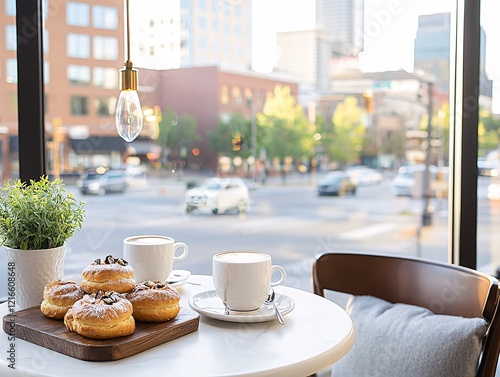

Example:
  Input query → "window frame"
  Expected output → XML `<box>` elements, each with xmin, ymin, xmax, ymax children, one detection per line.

<box><xmin>15</xmin><ymin>0</ymin><xmax>480</xmax><ymax>269</ymax></box>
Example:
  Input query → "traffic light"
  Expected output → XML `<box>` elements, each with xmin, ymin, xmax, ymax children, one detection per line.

<box><xmin>363</xmin><ymin>91</ymin><xmax>374</xmax><ymax>114</ymax></box>
<box><xmin>232</xmin><ymin>133</ymin><xmax>243</xmax><ymax>151</ymax></box>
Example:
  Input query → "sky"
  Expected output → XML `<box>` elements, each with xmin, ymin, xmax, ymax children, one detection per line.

<box><xmin>251</xmin><ymin>0</ymin><xmax>500</xmax><ymax>112</ymax></box>
<box><xmin>252</xmin><ymin>0</ymin><xmax>500</xmax><ymax>76</ymax></box>
<box><xmin>251</xmin><ymin>0</ymin><xmax>315</xmax><ymax>73</ymax></box>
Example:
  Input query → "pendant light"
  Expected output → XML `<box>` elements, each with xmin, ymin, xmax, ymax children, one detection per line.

<box><xmin>115</xmin><ymin>0</ymin><xmax>143</xmax><ymax>142</ymax></box>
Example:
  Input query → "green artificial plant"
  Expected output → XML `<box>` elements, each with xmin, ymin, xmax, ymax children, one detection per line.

<box><xmin>0</xmin><ymin>176</ymin><xmax>86</xmax><ymax>250</ymax></box>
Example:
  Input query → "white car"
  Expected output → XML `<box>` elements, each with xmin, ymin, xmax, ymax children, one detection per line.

<box><xmin>184</xmin><ymin>177</ymin><xmax>250</xmax><ymax>214</ymax></box>
<box><xmin>345</xmin><ymin>166</ymin><xmax>383</xmax><ymax>186</ymax></box>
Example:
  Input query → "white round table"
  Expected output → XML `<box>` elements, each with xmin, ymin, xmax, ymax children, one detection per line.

<box><xmin>0</xmin><ymin>275</ymin><xmax>354</xmax><ymax>377</ymax></box>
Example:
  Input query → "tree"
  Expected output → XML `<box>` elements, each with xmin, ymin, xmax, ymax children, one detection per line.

<box><xmin>257</xmin><ymin>85</ymin><xmax>311</xmax><ymax>168</ymax></box>
<box><xmin>157</xmin><ymin>107</ymin><xmax>200</xmax><ymax>163</ymax></box>
<box><xmin>479</xmin><ymin>107</ymin><xmax>500</xmax><ymax>156</ymax></box>
<box><xmin>329</xmin><ymin>96</ymin><xmax>366</xmax><ymax>166</ymax></box>
<box><xmin>208</xmin><ymin>113</ymin><xmax>250</xmax><ymax>158</ymax></box>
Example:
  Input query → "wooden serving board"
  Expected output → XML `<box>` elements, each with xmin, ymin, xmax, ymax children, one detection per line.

<box><xmin>2</xmin><ymin>306</ymin><xmax>199</xmax><ymax>361</ymax></box>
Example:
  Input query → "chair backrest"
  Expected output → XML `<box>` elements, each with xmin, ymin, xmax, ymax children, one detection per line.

<box><xmin>313</xmin><ymin>252</ymin><xmax>500</xmax><ymax>377</ymax></box>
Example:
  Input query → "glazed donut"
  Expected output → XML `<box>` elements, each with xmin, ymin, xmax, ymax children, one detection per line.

<box><xmin>64</xmin><ymin>290</ymin><xmax>135</xmax><ymax>339</ymax></box>
<box><xmin>126</xmin><ymin>280</ymin><xmax>181</xmax><ymax>322</ymax></box>
<box><xmin>40</xmin><ymin>280</ymin><xmax>85</xmax><ymax>320</ymax></box>
<box><xmin>81</xmin><ymin>255</ymin><xmax>135</xmax><ymax>294</ymax></box>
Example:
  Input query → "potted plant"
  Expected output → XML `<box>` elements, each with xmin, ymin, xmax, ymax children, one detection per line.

<box><xmin>0</xmin><ymin>176</ymin><xmax>86</xmax><ymax>310</ymax></box>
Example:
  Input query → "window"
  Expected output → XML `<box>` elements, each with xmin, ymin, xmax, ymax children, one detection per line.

<box><xmin>6</xmin><ymin>59</ymin><xmax>17</xmax><ymax>84</ymax></box>
<box><xmin>93</xmin><ymin>67</ymin><xmax>118</xmax><ymax>89</ymax></box>
<box><xmin>67</xmin><ymin>65</ymin><xmax>91</xmax><ymax>86</ymax></box>
<box><xmin>92</xmin><ymin>36</ymin><xmax>118</xmax><ymax>60</ymax></box>
<box><xmin>71</xmin><ymin>95</ymin><xmax>88</xmax><ymax>115</ymax></box>
<box><xmin>5</xmin><ymin>25</ymin><xmax>16</xmax><ymax>50</ymax></box>
<box><xmin>92</xmin><ymin>5</ymin><xmax>118</xmax><ymax>29</ymax></box>
<box><xmin>10</xmin><ymin>1</ymin><xmax>492</xmax><ymax>306</ymax></box>
<box><xmin>66</xmin><ymin>2</ymin><xmax>90</xmax><ymax>27</ymax></box>
<box><xmin>44</xmin><ymin>29</ymin><xmax>49</xmax><ymax>54</ymax></box>
<box><xmin>5</xmin><ymin>0</ymin><xmax>15</xmax><ymax>16</ymax></box>
<box><xmin>7</xmin><ymin>92</ymin><xmax>17</xmax><ymax>115</ymax></box>
<box><xmin>44</xmin><ymin>61</ymin><xmax>50</xmax><ymax>85</ymax></box>
<box><xmin>67</xmin><ymin>33</ymin><xmax>90</xmax><ymax>58</ymax></box>
<box><xmin>95</xmin><ymin>97</ymin><xmax>117</xmax><ymax>116</ymax></box>
<box><xmin>232</xmin><ymin>87</ymin><xmax>242</xmax><ymax>104</ymax></box>
<box><xmin>221</xmin><ymin>85</ymin><xmax>229</xmax><ymax>104</ymax></box>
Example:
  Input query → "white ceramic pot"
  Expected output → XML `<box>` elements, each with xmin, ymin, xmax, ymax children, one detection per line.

<box><xmin>5</xmin><ymin>243</ymin><xmax>66</xmax><ymax>311</ymax></box>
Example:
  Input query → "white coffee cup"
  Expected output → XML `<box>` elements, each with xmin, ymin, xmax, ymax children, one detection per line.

<box><xmin>123</xmin><ymin>235</ymin><xmax>188</xmax><ymax>283</ymax></box>
<box><xmin>212</xmin><ymin>251</ymin><xmax>286</xmax><ymax>311</ymax></box>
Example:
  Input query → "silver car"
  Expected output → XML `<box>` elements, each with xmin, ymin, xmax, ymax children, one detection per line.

<box><xmin>185</xmin><ymin>177</ymin><xmax>250</xmax><ymax>214</ymax></box>
<box><xmin>77</xmin><ymin>169</ymin><xmax>128</xmax><ymax>195</ymax></box>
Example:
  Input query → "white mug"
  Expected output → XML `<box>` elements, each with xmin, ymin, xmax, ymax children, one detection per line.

<box><xmin>212</xmin><ymin>251</ymin><xmax>286</xmax><ymax>311</ymax></box>
<box><xmin>123</xmin><ymin>235</ymin><xmax>188</xmax><ymax>283</ymax></box>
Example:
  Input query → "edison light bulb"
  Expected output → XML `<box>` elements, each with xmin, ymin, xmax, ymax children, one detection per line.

<box><xmin>115</xmin><ymin>89</ymin><xmax>143</xmax><ymax>142</ymax></box>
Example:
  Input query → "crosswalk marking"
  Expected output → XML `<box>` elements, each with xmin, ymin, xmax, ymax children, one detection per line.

<box><xmin>338</xmin><ymin>223</ymin><xmax>399</xmax><ymax>240</ymax></box>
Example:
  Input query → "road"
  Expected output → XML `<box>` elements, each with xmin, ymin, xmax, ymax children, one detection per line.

<box><xmin>1</xmin><ymin>173</ymin><xmax>497</xmax><ymax>299</ymax></box>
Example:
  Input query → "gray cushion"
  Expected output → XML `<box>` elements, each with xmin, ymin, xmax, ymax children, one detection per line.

<box><xmin>333</xmin><ymin>295</ymin><xmax>488</xmax><ymax>377</ymax></box>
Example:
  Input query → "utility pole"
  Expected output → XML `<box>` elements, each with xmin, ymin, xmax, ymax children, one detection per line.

<box><xmin>246</xmin><ymin>95</ymin><xmax>257</xmax><ymax>181</ymax></box>
<box><xmin>422</xmin><ymin>81</ymin><xmax>434</xmax><ymax>226</ymax></box>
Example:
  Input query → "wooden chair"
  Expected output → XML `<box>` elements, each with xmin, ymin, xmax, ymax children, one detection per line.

<box><xmin>312</xmin><ymin>252</ymin><xmax>500</xmax><ymax>377</ymax></box>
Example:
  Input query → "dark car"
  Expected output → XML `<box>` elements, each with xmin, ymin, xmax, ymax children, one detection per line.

<box><xmin>317</xmin><ymin>172</ymin><xmax>357</xmax><ymax>196</ymax></box>
<box><xmin>76</xmin><ymin>169</ymin><xmax>128</xmax><ymax>195</ymax></box>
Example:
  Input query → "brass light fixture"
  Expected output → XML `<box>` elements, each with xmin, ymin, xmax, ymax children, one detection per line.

<box><xmin>115</xmin><ymin>0</ymin><xmax>143</xmax><ymax>142</ymax></box>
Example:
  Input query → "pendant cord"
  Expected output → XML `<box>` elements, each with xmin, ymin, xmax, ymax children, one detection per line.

<box><xmin>126</xmin><ymin>0</ymin><xmax>131</xmax><ymax>64</ymax></box>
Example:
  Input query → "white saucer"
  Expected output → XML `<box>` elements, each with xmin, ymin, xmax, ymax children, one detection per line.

<box><xmin>166</xmin><ymin>270</ymin><xmax>191</xmax><ymax>286</ymax></box>
<box><xmin>189</xmin><ymin>290</ymin><xmax>295</xmax><ymax>323</ymax></box>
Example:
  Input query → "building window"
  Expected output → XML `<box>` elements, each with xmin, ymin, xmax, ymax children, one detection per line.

<box><xmin>8</xmin><ymin>92</ymin><xmax>17</xmax><ymax>115</ymax></box>
<box><xmin>44</xmin><ymin>29</ymin><xmax>49</xmax><ymax>54</ymax></box>
<box><xmin>67</xmin><ymin>34</ymin><xmax>90</xmax><ymax>58</ymax></box>
<box><xmin>6</xmin><ymin>59</ymin><xmax>17</xmax><ymax>84</ymax></box>
<box><xmin>67</xmin><ymin>65</ymin><xmax>90</xmax><ymax>85</ymax></box>
<box><xmin>95</xmin><ymin>97</ymin><xmax>117</xmax><ymax>116</ymax></box>
<box><xmin>93</xmin><ymin>67</ymin><xmax>117</xmax><ymax>89</ymax></box>
<box><xmin>71</xmin><ymin>96</ymin><xmax>88</xmax><ymax>116</ymax></box>
<box><xmin>5</xmin><ymin>0</ymin><xmax>15</xmax><ymax>16</ymax></box>
<box><xmin>44</xmin><ymin>61</ymin><xmax>50</xmax><ymax>85</ymax></box>
<box><xmin>199</xmin><ymin>17</ymin><xmax>207</xmax><ymax>29</ymax></box>
<box><xmin>92</xmin><ymin>5</ymin><xmax>118</xmax><ymax>30</ymax></box>
<box><xmin>93</xmin><ymin>36</ymin><xmax>118</xmax><ymax>60</ymax></box>
<box><xmin>221</xmin><ymin>85</ymin><xmax>229</xmax><ymax>104</ymax></box>
<box><xmin>67</xmin><ymin>2</ymin><xmax>90</xmax><ymax>27</ymax></box>
<box><xmin>232</xmin><ymin>86</ymin><xmax>242</xmax><ymax>104</ymax></box>
<box><xmin>6</xmin><ymin>25</ymin><xmax>16</xmax><ymax>50</ymax></box>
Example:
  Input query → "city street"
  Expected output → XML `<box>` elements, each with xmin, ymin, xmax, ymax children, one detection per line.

<box><xmin>1</xmin><ymin>172</ymin><xmax>498</xmax><ymax>300</ymax></box>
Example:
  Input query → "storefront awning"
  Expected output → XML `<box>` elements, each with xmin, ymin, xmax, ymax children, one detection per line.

<box><xmin>126</xmin><ymin>140</ymin><xmax>162</xmax><ymax>155</ymax></box>
<box><xmin>70</xmin><ymin>136</ymin><xmax>127</xmax><ymax>153</ymax></box>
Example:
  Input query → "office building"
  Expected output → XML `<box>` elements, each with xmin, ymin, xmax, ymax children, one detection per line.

<box><xmin>130</xmin><ymin>0</ymin><xmax>252</xmax><ymax>71</ymax></box>
<box><xmin>316</xmin><ymin>0</ymin><xmax>364</xmax><ymax>57</ymax></box>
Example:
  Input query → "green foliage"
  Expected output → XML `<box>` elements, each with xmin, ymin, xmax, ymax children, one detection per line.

<box><xmin>258</xmin><ymin>85</ymin><xmax>311</xmax><ymax>162</ymax></box>
<box><xmin>479</xmin><ymin>108</ymin><xmax>500</xmax><ymax>156</ymax></box>
<box><xmin>209</xmin><ymin>113</ymin><xmax>250</xmax><ymax>157</ymax></box>
<box><xmin>157</xmin><ymin>108</ymin><xmax>200</xmax><ymax>159</ymax></box>
<box><xmin>329</xmin><ymin>96</ymin><xmax>366</xmax><ymax>165</ymax></box>
<box><xmin>0</xmin><ymin>176</ymin><xmax>86</xmax><ymax>250</ymax></box>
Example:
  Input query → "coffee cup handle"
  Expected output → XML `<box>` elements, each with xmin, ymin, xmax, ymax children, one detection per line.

<box><xmin>270</xmin><ymin>265</ymin><xmax>286</xmax><ymax>286</ymax></box>
<box><xmin>173</xmin><ymin>242</ymin><xmax>189</xmax><ymax>261</ymax></box>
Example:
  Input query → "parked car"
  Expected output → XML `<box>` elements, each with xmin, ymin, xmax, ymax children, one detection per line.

<box><xmin>184</xmin><ymin>177</ymin><xmax>250</xmax><ymax>214</ymax></box>
<box><xmin>317</xmin><ymin>172</ymin><xmax>357</xmax><ymax>196</ymax></box>
<box><xmin>76</xmin><ymin>169</ymin><xmax>128</xmax><ymax>195</ymax></box>
<box><xmin>345</xmin><ymin>166</ymin><xmax>383</xmax><ymax>186</ymax></box>
<box><xmin>478</xmin><ymin>158</ymin><xmax>500</xmax><ymax>177</ymax></box>
<box><xmin>488</xmin><ymin>178</ymin><xmax>500</xmax><ymax>200</ymax></box>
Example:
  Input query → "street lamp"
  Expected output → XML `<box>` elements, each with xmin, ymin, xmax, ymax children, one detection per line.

<box><xmin>421</xmin><ymin>81</ymin><xmax>434</xmax><ymax>227</ymax></box>
<box><xmin>246</xmin><ymin>94</ymin><xmax>257</xmax><ymax>180</ymax></box>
